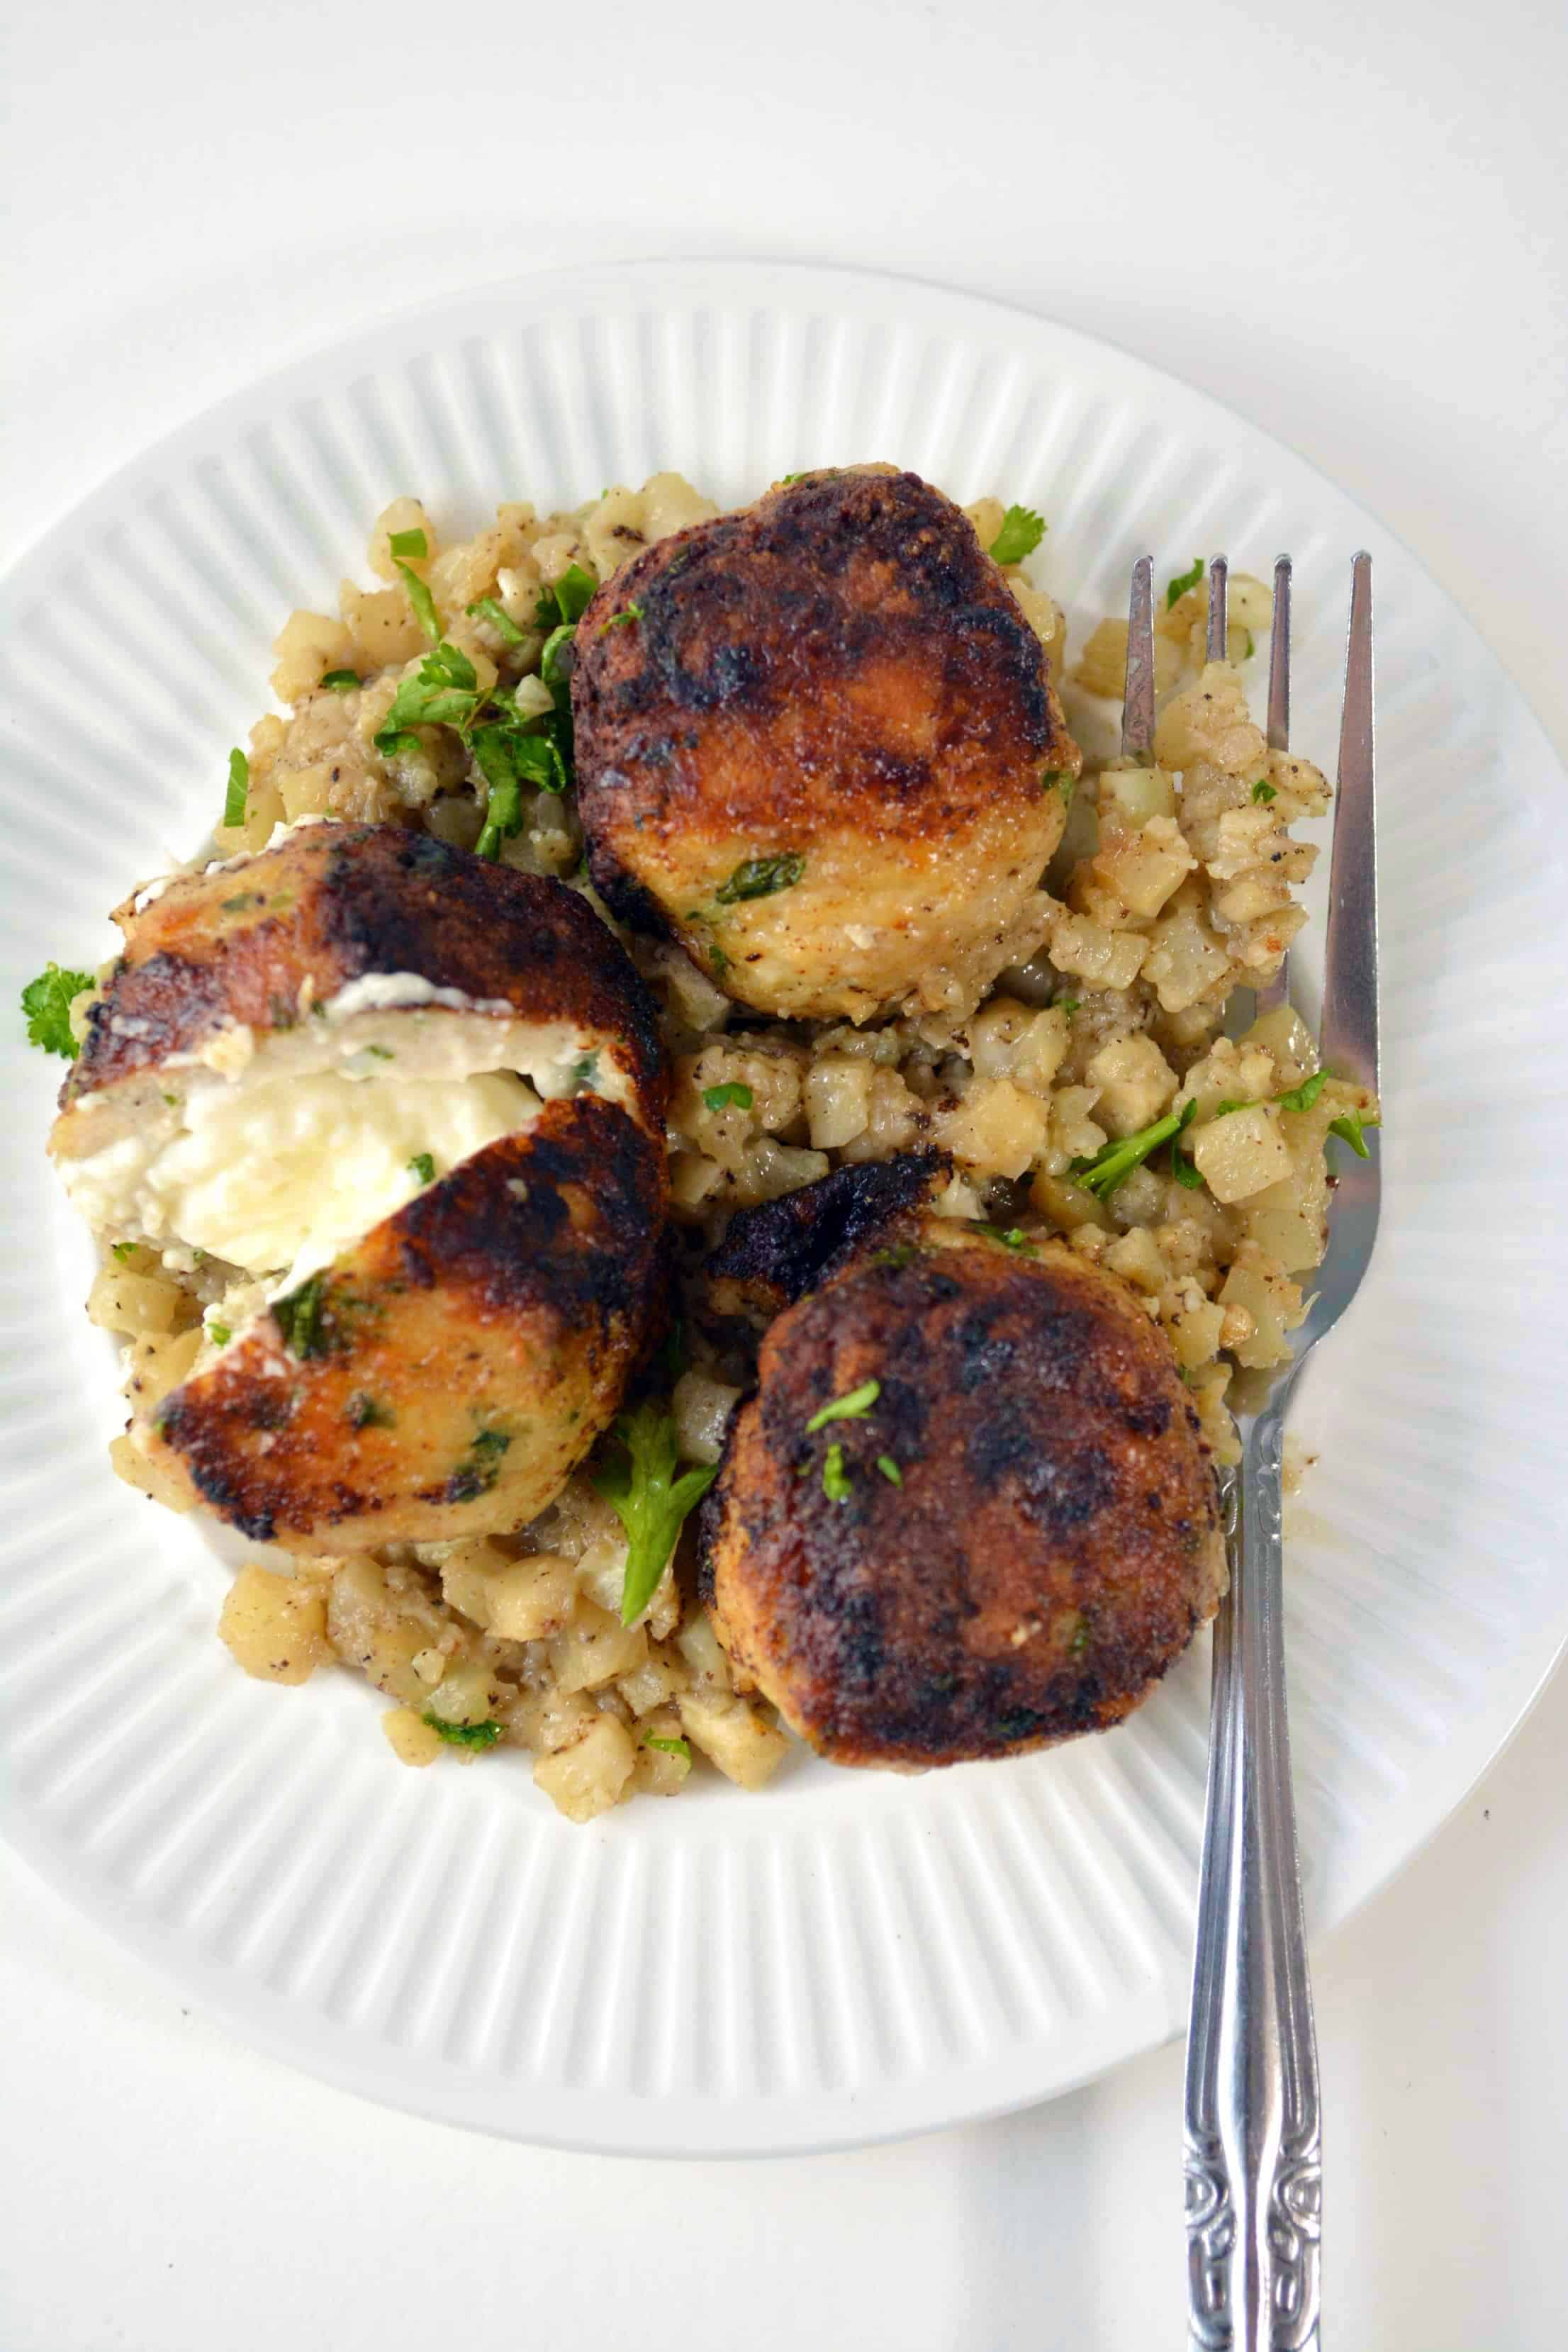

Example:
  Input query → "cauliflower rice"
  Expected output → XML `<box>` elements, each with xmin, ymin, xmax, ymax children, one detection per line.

<box><xmin>82</xmin><ymin>474</ymin><xmax>1374</xmax><ymax>1821</ymax></box>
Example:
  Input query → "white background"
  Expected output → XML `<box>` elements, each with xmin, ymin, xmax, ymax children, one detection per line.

<box><xmin>4</xmin><ymin>1</ymin><xmax>1566</xmax><ymax>2344</ymax></box>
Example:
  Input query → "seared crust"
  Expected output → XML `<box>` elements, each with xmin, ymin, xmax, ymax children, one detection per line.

<box><xmin>64</xmin><ymin>823</ymin><xmax>666</xmax><ymax>1131</ymax></box>
<box><xmin>150</xmin><ymin>1095</ymin><xmax>666</xmax><ymax>1551</ymax></box>
<box><xmin>702</xmin><ymin>1148</ymin><xmax>951</xmax><ymax>1326</ymax></box>
<box><xmin>700</xmin><ymin>1223</ymin><xmax>1225</xmax><ymax>1768</ymax></box>
<box><xmin>571</xmin><ymin>469</ymin><xmax>1079</xmax><ymax>1020</ymax></box>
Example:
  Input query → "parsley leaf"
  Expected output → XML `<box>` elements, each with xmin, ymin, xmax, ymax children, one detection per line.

<box><xmin>1165</xmin><ymin>556</ymin><xmax>1204</xmax><ymax>610</ymax></box>
<box><xmin>465</xmin><ymin>595</ymin><xmax>525</xmax><ymax>645</ymax></box>
<box><xmin>388</xmin><ymin>527</ymin><xmax>428</xmax><ymax>560</ymax></box>
<box><xmin>1328</xmin><ymin>1107</ymin><xmax>1378</xmax><ymax>1158</ymax></box>
<box><xmin>702</xmin><ymin>1081</ymin><xmax>754</xmax><ymax>1112</ymax></box>
<box><xmin>990</xmin><ymin>505</ymin><xmax>1046</xmax><ymax>565</ymax></box>
<box><xmin>21</xmin><ymin>961</ymin><xmax>94</xmax><ymax>1059</ymax></box>
<box><xmin>374</xmin><ymin>639</ymin><xmax>481</xmax><ymax>748</ymax></box>
<box><xmin>822</xmin><ymin>1442</ymin><xmax>851</xmax><ymax>1503</ymax></box>
<box><xmin>644</xmin><ymin>1733</ymin><xmax>691</xmax><ymax>1761</ymax></box>
<box><xmin>395</xmin><ymin>559</ymin><xmax>440</xmax><ymax>643</ymax></box>
<box><xmin>1276</xmin><ymin>1069</ymin><xmax>1329</xmax><ymax>1114</ymax></box>
<box><xmin>1055</xmin><ymin>996</ymin><xmax>1081</xmax><ymax>1017</ymax></box>
<box><xmin>593</xmin><ymin>1403</ymin><xmax>719</xmax><ymax>1627</ymax></box>
<box><xmin>1241</xmin><ymin>629</ymin><xmax>1255</xmax><ymax>660</ymax></box>
<box><xmin>1251</xmin><ymin>778</ymin><xmax>1277</xmax><ymax>804</ymax></box>
<box><xmin>1170</xmin><ymin>1138</ymin><xmax>1205</xmax><ymax>1189</ymax></box>
<box><xmin>111</xmin><ymin>1241</ymin><xmax>138</xmax><ymax>1262</ymax></box>
<box><xmin>805</xmin><ymin>1379</ymin><xmax>880</xmax><ymax>1433</ymax></box>
<box><xmin>1072</xmin><ymin>1099</ymin><xmax>1197</xmax><ymax>1199</ymax></box>
<box><xmin>271</xmin><ymin>1272</ymin><xmax>332</xmax><ymax>1359</ymax></box>
<box><xmin>407</xmin><ymin>1153</ymin><xmax>435</xmax><ymax>1184</ymax></box>
<box><xmin>976</xmin><ymin>1224</ymin><xmax>1034</xmax><ymax>1252</ymax></box>
<box><xmin>600</xmin><ymin>603</ymin><xmax>643</xmax><ymax>632</ymax></box>
<box><xmin>422</xmin><ymin>1713</ymin><xmax>503</xmax><ymax>1749</ymax></box>
<box><xmin>320</xmin><ymin>668</ymin><xmax>362</xmax><ymax>693</ymax></box>
<box><xmin>539</xmin><ymin>564</ymin><xmax>597</xmax><ymax>626</ymax></box>
<box><xmin>715</xmin><ymin>853</ymin><xmax>805</xmax><ymax>904</ymax></box>
<box><xmin>875</xmin><ymin>1455</ymin><xmax>903</xmax><ymax>1486</ymax></box>
<box><xmin>223</xmin><ymin>748</ymin><xmax>250</xmax><ymax>829</ymax></box>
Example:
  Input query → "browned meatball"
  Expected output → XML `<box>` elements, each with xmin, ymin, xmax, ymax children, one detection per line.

<box><xmin>572</xmin><ymin>468</ymin><xmax>1080</xmax><ymax>1022</ymax></box>
<box><xmin>700</xmin><ymin>1210</ymin><xmax>1225</xmax><ymax>1769</ymax></box>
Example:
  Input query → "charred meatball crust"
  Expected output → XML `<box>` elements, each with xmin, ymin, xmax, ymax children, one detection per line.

<box><xmin>571</xmin><ymin>468</ymin><xmax>1080</xmax><ymax>1021</ymax></box>
<box><xmin>701</xmin><ymin>1223</ymin><xmax>1226</xmax><ymax>1769</ymax></box>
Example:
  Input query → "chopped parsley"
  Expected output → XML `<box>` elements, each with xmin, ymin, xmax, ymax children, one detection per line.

<box><xmin>539</xmin><ymin>564</ymin><xmax>598</xmax><ymax>626</ymax></box>
<box><xmin>388</xmin><ymin>527</ymin><xmax>428</xmax><ymax>560</ymax></box>
<box><xmin>780</xmin><ymin>471</ymin><xmax>810</xmax><ymax>485</ymax></box>
<box><xmin>1165</xmin><ymin>556</ymin><xmax>1204</xmax><ymax>610</ymax></box>
<box><xmin>976</xmin><ymin>1224</ymin><xmax>1034</xmax><ymax>1252</ymax></box>
<box><xmin>870</xmin><ymin>1243</ymin><xmax>916</xmax><ymax>1271</ymax></box>
<box><xmin>465</xmin><ymin>595</ymin><xmax>525</xmax><ymax>644</ymax></box>
<box><xmin>1328</xmin><ymin>1107</ymin><xmax>1378</xmax><ymax>1158</ymax></box>
<box><xmin>271</xmin><ymin>1273</ymin><xmax>332</xmax><ymax>1359</ymax></box>
<box><xmin>223</xmin><ymin>748</ymin><xmax>249</xmax><ymax>829</ymax></box>
<box><xmin>875</xmin><ymin>1455</ymin><xmax>903</xmax><ymax>1486</ymax></box>
<box><xmin>600</xmin><ymin>603</ymin><xmax>642</xmax><ymax>632</ymax></box>
<box><xmin>644</xmin><ymin>1733</ymin><xmax>691</xmax><ymax>1761</ymax></box>
<box><xmin>1241</xmin><ymin>630</ymin><xmax>1255</xmax><ymax>660</ymax></box>
<box><xmin>395</xmin><ymin>560</ymin><xmax>440</xmax><ymax>643</ymax></box>
<box><xmin>347</xmin><ymin>1392</ymin><xmax>396</xmax><ymax>1430</ymax></box>
<box><xmin>422</xmin><ymin>1713</ymin><xmax>503</xmax><ymax>1749</ymax></box>
<box><xmin>568</xmin><ymin>1051</ymin><xmax>599</xmax><ymax>1092</ymax></box>
<box><xmin>111</xmin><ymin>1241</ymin><xmax>138</xmax><ymax>1262</ymax></box>
<box><xmin>822</xmin><ymin>1442</ymin><xmax>851</xmax><ymax>1503</ymax></box>
<box><xmin>448</xmin><ymin>1426</ymin><xmax>511</xmax><ymax>1503</ymax></box>
<box><xmin>407</xmin><ymin>1153</ymin><xmax>435</xmax><ymax>1184</ymax></box>
<box><xmin>990</xmin><ymin>505</ymin><xmax>1046</xmax><ymax>565</ymax></box>
<box><xmin>1055</xmin><ymin>996</ymin><xmax>1081</xmax><ymax>1017</ymax></box>
<box><xmin>805</xmin><ymin>1378</ymin><xmax>880</xmax><ymax>1433</ymax></box>
<box><xmin>320</xmin><ymin>668</ymin><xmax>362</xmax><ymax>693</ymax></box>
<box><xmin>593</xmin><ymin>1402</ymin><xmax>719</xmax><ymax>1627</ymax></box>
<box><xmin>374</xmin><ymin>639</ymin><xmax>482</xmax><ymax>746</ymax></box>
<box><xmin>21</xmin><ymin>961</ymin><xmax>93</xmax><ymax>1059</ymax></box>
<box><xmin>205</xmin><ymin>1319</ymin><xmax>232</xmax><ymax>1348</ymax></box>
<box><xmin>715</xmin><ymin>853</ymin><xmax>805</xmax><ymax>905</ymax></box>
<box><xmin>1071</xmin><ymin>1099</ymin><xmax>1197</xmax><ymax>1199</ymax></box>
<box><xmin>1251</xmin><ymin>778</ymin><xmax>1277</xmax><ymax>804</ymax></box>
<box><xmin>1276</xmin><ymin>1069</ymin><xmax>1329</xmax><ymax>1114</ymax></box>
<box><xmin>1170</xmin><ymin>1137</ymin><xmax>1205</xmax><ymax>1189</ymax></box>
<box><xmin>702</xmin><ymin>1081</ymin><xmax>754</xmax><ymax>1112</ymax></box>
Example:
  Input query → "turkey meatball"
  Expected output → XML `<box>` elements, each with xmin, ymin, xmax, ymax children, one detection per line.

<box><xmin>572</xmin><ymin>467</ymin><xmax>1080</xmax><ymax>1023</ymax></box>
<box><xmin>700</xmin><ymin>1192</ymin><xmax>1225</xmax><ymax>1769</ymax></box>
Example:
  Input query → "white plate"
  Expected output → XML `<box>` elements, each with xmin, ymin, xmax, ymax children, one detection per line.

<box><xmin>3</xmin><ymin>261</ymin><xmax>1566</xmax><ymax>2157</ymax></box>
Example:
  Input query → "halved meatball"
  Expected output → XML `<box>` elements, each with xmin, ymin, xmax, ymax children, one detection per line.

<box><xmin>51</xmin><ymin>822</ymin><xmax>669</xmax><ymax>1550</ymax></box>
<box><xmin>700</xmin><ymin>1206</ymin><xmax>1225</xmax><ymax>1769</ymax></box>
<box><xmin>573</xmin><ymin>468</ymin><xmax>1080</xmax><ymax>1023</ymax></box>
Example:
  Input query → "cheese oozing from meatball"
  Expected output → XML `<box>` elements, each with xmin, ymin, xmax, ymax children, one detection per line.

<box><xmin>65</xmin><ymin>1065</ymin><xmax>537</xmax><ymax>1289</ymax></box>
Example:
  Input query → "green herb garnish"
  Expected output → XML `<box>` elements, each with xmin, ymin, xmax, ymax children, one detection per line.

<box><xmin>702</xmin><ymin>1081</ymin><xmax>754</xmax><ymax>1112</ymax></box>
<box><xmin>395</xmin><ymin>560</ymin><xmax>440</xmax><ymax>643</ymax></box>
<box><xmin>805</xmin><ymin>1379</ymin><xmax>881</xmax><ymax>1433</ymax></box>
<box><xmin>465</xmin><ymin>595</ymin><xmax>525</xmax><ymax>644</ymax></box>
<box><xmin>1276</xmin><ymin>1069</ymin><xmax>1329</xmax><ymax>1114</ymax></box>
<box><xmin>272</xmin><ymin>1272</ymin><xmax>331</xmax><ymax>1359</ymax></box>
<box><xmin>822</xmin><ymin>1442</ymin><xmax>851</xmax><ymax>1503</ymax></box>
<box><xmin>1072</xmin><ymin>1099</ymin><xmax>1197</xmax><ymax>1200</ymax></box>
<box><xmin>422</xmin><ymin>1713</ymin><xmax>503</xmax><ymax>1749</ymax></box>
<box><xmin>1170</xmin><ymin>1138</ymin><xmax>1205</xmax><ymax>1189</ymax></box>
<box><xmin>870</xmin><ymin>1243</ymin><xmax>916</xmax><ymax>1271</ymax></box>
<box><xmin>223</xmin><ymin>748</ymin><xmax>250</xmax><ymax>829</ymax></box>
<box><xmin>1328</xmin><ymin>1107</ymin><xmax>1378</xmax><ymax>1158</ymax></box>
<box><xmin>600</xmin><ymin>603</ymin><xmax>643</xmax><ymax>632</ymax></box>
<box><xmin>407</xmin><ymin>1153</ymin><xmax>435</xmax><ymax>1184</ymax></box>
<box><xmin>990</xmin><ymin>505</ymin><xmax>1046</xmax><ymax>565</ymax></box>
<box><xmin>977</xmin><ymin>1225</ymin><xmax>1034</xmax><ymax>1252</ymax></box>
<box><xmin>347</xmin><ymin>1392</ymin><xmax>396</xmax><ymax>1430</ymax></box>
<box><xmin>1241</xmin><ymin>630</ymin><xmax>1255</xmax><ymax>660</ymax></box>
<box><xmin>644</xmin><ymin>1733</ymin><xmax>692</xmax><ymax>1761</ymax></box>
<box><xmin>111</xmin><ymin>1241</ymin><xmax>138</xmax><ymax>1262</ymax></box>
<box><xmin>21</xmin><ymin>961</ymin><xmax>94</xmax><ymax>1059</ymax></box>
<box><xmin>320</xmin><ymin>668</ymin><xmax>362</xmax><ymax>693</ymax></box>
<box><xmin>594</xmin><ymin>1403</ymin><xmax>719</xmax><ymax>1627</ymax></box>
<box><xmin>206</xmin><ymin>1320</ymin><xmax>232</xmax><ymax>1347</ymax></box>
<box><xmin>388</xmin><ymin>527</ymin><xmax>428</xmax><ymax>560</ymax></box>
<box><xmin>715</xmin><ymin>853</ymin><xmax>805</xmax><ymax>905</ymax></box>
<box><xmin>1251</xmin><ymin>778</ymin><xmax>1277</xmax><ymax>804</ymax></box>
<box><xmin>374</xmin><ymin>639</ymin><xmax>481</xmax><ymax>746</ymax></box>
<box><xmin>1165</xmin><ymin>556</ymin><xmax>1204</xmax><ymax>610</ymax></box>
<box><xmin>875</xmin><ymin>1455</ymin><xmax>903</xmax><ymax>1486</ymax></box>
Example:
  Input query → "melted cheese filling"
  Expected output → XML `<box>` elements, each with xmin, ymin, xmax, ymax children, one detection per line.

<box><xmin>67</xmin><ymin>1067</ymin><xmax>537</xmax><ymax>1290</ymax></box>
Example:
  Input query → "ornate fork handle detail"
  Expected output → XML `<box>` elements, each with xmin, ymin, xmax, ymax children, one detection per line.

<box><xmin>1184</xmin><ymin>1392</ymin><xmax>1323</xmax><ymax>2349</ymax></box>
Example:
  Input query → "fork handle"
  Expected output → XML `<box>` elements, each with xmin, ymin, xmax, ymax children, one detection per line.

<box><xmin>1184</xmin><ymin>1395</ymin><xmax>1322</xmax><ymax>2349</ymax></box>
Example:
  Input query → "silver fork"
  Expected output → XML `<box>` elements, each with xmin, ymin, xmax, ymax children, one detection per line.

<box><xmin>1126</xmin><ymin>552</ymin><xmax>1380</xmax><ymax>2348</ymax></box>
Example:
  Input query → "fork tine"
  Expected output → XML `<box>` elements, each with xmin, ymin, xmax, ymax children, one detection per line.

<box><xmin>1205</xmin><ymin>555</ymin><xmax>1228</xmax><ymax>661</ymax></box>
<box><xmin>1254</xmin><ymin>554</ymin><xmax>1294</xmax><ymax>1017</ymax></box>
<box><xmin>1320</xmin><ymin>552</ymin><xmax>1379</xmax><ymax>1092</ymax></box>
<box><xmin>1121</xmin><ymin>555</ymin><xmax>1155</xmax><ymax>761</ymax></box>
